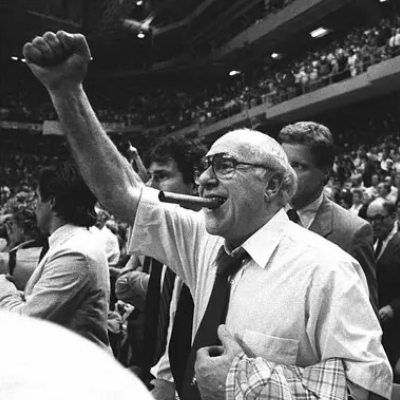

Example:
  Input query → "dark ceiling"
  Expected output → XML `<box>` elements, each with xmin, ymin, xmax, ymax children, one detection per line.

<box><xmin>1</xmin><ymin>0</ymin><xmax>399</xmax><ymax>84</ymax></box>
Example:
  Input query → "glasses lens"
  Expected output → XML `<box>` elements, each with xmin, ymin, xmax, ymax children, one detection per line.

<box><xmin>213</xmin><ymin>155</ymin><xmax>236</xmax><ymax>176</ymax></box>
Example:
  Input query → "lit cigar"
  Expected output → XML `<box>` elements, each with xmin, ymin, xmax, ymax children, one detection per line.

<box><xmin>158</xmin><ymin>191</ymin><xmax>224</xmax><ymax>209</ymax></box>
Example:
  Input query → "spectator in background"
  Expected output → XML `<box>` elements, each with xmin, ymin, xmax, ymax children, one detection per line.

<box><xmin>349</xmin><ymin>188</ymin><xmax>364</xmax><ymax>216</ymax></box>
<box><xmin>365</xmin><ymin>173</ymin><xmax>381</xmax><ymax>202</ymax></box>
<box><xmin>378</xmin><ymin>182</ymin><xmax>397</xmax><ymax>204</ymax></box>
<box><xmin>0</xmin><ymin>164</ymin><xmax>110</xmax><ymax>348</ymax></box>
<box><xmin>116</xmin><ymin>137</ymin><xmax>205</xmax><ymax>399</ymax></box>
<box><xmin>384</xmin><ymin>175</ymin><xmax>399</xmax><ymax>204</ymax></box>
<box><xmin>0</xmin><ymin>206</ymin><xmax>44</xmax><ymax>290</ymax></box>
<box><xmin>366</xmin><ymin>199</ymin><xmax>400</xmax><ymax>382</ymax></box>
<box><xmin>279</xmin><ymin>121</ymin><xmax>378</xmax><ymax>312</ymax></box>
<box><xmin>93</xmin><ymin>207</ymin><xmax>120</xmax><ymax>268</ymax></box>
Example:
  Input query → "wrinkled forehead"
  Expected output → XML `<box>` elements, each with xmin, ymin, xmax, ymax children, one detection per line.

<box><xmin>207</xmin><ymin>130</ymin><xmax>283</xmax><ymax>163</ymax></box>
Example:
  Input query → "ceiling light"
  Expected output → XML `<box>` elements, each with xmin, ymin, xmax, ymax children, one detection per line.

<box><xmin>137</xmin><ymin>31</ymin><xmax>145</xmax><ymax>39</ymax></box>
<box><xmin>271</xmin><ymin>52</ymin><xmax>282</xmax><ymax>59</ymax></box>
<box><xmin>229</xmin><ymin>70</ymin><xmax>241</xmax><ymax>76</ymax></box>
<box><xmin>136</xmin><ymin>0</ymin><xmax>143</xmax><ymax>5</ymax></box>
<box><xmin>310</xmin><ymin>27</ymin><xmax>331</xmax><ymax>38</ymax></box>
<box><xmin>11</xmin><ymin>56</ymin><xmax>19</xmax><ymax>61</ymax></box>
<box><xmin>21</xmin><ymin>58</ymin><xmax>26</xmax><ymax>63</ymax></box>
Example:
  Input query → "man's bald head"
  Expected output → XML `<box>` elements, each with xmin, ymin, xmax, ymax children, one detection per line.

<box><xmin>210</xmin><ymin>129</ymin><xmax>297</xmax><ymax>205</ymax></box>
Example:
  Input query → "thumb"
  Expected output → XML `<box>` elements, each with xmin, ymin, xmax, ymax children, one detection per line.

<box><xmin>217</xmin><ymin>324</ymin><xmax>242</xmax><ymax>354</ymax></box>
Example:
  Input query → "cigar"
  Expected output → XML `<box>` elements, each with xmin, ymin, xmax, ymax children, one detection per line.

<box><xmin>158</xmin><ymin>191</ymin><xmax>224</xmax><ymax>209</ymax></box>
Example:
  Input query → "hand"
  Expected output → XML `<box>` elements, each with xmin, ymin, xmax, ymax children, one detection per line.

<box><xmin>150</xmin><ymin>379</ymin><xmax>175</xmax><ymax>400</ymax></box>
<box><xmin>195</xmin><ymin>325</ymin><xmax>243</xmax><ymax>400</ymax></box>
<box><xmin>379</xmin><ymin>305</ymin><xmax>394</xmax><ymax>322</ymax></box>
<box><xmin>22</xmin><ymin>31</ymin><xmax>91</xmax><ymax>93</ymax></box>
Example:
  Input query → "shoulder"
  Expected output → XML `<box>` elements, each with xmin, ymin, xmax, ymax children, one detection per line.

<box><xmin>284</xmin><ymin>223</ymin><xmax>360</xmax><ymax>273</ymax></box>
<box><xmin>324</xmin><ymin>198</ymin><xmax>371</xmax><ymax>235</ymax></box>
<box><xmin>51</xmin><ymin>226</ymin><xmax>108</xmax><ymax>267</ymax></box>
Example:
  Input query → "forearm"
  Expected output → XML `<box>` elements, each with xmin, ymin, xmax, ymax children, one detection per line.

<box><xmin>49</xmin><ymin>85</ymin><xmax>143</xmax><ymax>224</ymax></box>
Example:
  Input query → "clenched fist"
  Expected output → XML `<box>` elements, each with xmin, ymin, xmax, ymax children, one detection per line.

<box><xmin>23</xmin><ymin>31</ymin><xmax>91</xmax><ymax>93</ymax></box>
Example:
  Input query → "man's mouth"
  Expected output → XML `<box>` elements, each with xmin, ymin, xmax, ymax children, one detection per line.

<box><xmin>203</xmin><ymin>195</ymin><xmax>227</xmax><ymax>209</ymax></box>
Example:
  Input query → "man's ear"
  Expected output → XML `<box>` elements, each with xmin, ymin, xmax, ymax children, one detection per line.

<box><xmin>191</xmin><ymin>183</ymin><xmax>198</xmax><ymax>196</ymax></box>
<box><xmin>265</xmin><ymin>175</ymin><xmax>281</xmax><ymax>201</ymax></box>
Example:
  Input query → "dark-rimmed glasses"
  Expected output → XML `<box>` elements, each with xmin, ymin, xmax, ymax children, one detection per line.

<box><xmin>196</xmin><ymin>152</ymin><xmax>269</xmax><ymax>180</ymax></box>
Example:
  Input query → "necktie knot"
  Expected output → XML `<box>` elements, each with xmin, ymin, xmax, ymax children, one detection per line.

<box><xmin>287</xmin><ymin>208</ymin><xmax>300</xmax><ymax>224</ymax></box>
<box><xmin>215</xmin><ymin>246</ymin><xmax>248</xmax><ymax>277</ymax></box>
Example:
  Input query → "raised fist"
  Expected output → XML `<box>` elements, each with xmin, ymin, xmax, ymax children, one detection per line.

<box><xmin>23</xmin><ymin>31</ymin><xmax>92</xmax><ymax>92</ymax></box>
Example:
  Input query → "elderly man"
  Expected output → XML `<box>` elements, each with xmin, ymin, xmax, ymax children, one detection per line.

<box><xmin>22</xmin><ymin>31</ymin><xmax>392</xmax><ymax>399</ymax></box>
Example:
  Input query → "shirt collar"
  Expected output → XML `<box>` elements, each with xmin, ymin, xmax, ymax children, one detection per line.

<box><xmin>295</xmin><ymin>192</ymin><xmax>324</xmax><ymax>228</ymax></box>
<box><xmin>225</xmin><ymin>208</ymin><xmax>289</xmax><ymax>270</ymax></box>
<box><xmin>48</xmin><ymin>224</ymin><xmax>76</xmax><ymax>248</ymax></box>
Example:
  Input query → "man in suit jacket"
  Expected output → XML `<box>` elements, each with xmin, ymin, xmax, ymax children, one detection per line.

<box><xmin>0</xmin><ymin>164</ymin><xmax>110</xmax><ymax>348</ymax></box>
<box><xmin>116</xmin><ymin>137</ymin><xmax>204</xmax><ymax>399</ymax></box>
<box><xmin>367</xmin><ymin>199</ymin><xmax>400</xmax><ymax>380</ymax></box>
<box><xmin>279</xmin><ymin>121</ymin><xmax>378</xmax><ymax>311</ymax></box>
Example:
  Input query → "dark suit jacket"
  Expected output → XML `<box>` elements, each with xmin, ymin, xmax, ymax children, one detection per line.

<box><xmin>377</xmin><ymin>232</ymin><xmax>400</xmax><ymax>368</ymax></box>
<box><xmin>309</xmin><ymin>195</ymin><xmax>378</xmax><ymax>312</ymax></box>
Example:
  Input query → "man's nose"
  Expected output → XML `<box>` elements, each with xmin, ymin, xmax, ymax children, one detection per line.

<box><xmin>196</xmin><ymin>166</ymin><xmax>217</xmax><ymax>188</ymax></box>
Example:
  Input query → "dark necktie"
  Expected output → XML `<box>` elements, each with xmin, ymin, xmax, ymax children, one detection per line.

<box><xmin>181</xmin><ymin>246</ymin><xmax>248</xmax><ymax>400</ymax></box>
<box><xmin>38</xmin><ymin>239</ymin><xmax>49</xmax><ymax>263</ymax></box>
<box><xmin>153</xmin><ymin>266</ymin><xmax>176</xmax><ymax>363</ymax></box>
<box><xmin>141</xmin><ymin>257</ymin><xmax>163</xmax><ymax>380</ymax></box>
<box><xmin>141</xmin><ymin>258</ymin><xmax>176</xmax><ymax>384</ymax></box>
<box><xmin>169</xmin><ymin>284</ymin><xmax>194</xmax><ymax>396</ymax></box>
<box><xmin>287</xmin><ymin>208</ymin><xmax>301</xmax><ymax>224</ymax></box>
<box><xmin>374</xmin><ymin>238</ymin><xmax>383</xmax><ymax>259</ymax></box>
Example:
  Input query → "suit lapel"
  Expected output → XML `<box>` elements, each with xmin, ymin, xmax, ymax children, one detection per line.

<box><xmin>379</xmin><ymin>232</ymin><xmax>400</xmax><ymax>266</ymax></box>
<box><xmin>309</xmin><ymin>195</ymin><xmax>333</xmax><ymax>238</ymax></box>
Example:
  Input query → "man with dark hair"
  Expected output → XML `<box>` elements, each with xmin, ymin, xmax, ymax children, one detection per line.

<box><xmin>116</xmin><ymin>136</ymin><xmax>205</xmax><ymax>399</ymax></box>
<box><xmin>279</xmin><ymin>121</ymin><xmax>378</xmax><ymax>312</ymax></box>
<box><xmin>367</xmin><ymin>199</ymin><xmax>400</xmax><ymax>381</ymax></box>
<box><xmin>0</xmin><ymin>164</ymin><xmax>110</xmax><ymax>348</ymax></box>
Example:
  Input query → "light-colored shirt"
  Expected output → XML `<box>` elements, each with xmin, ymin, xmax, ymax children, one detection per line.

<box><xmin>90</xmin><ymin>225</ymin><xmax>120</xmax><ymax>267</ymax></box>
<box><xmin>295</xmin><ymin>193</ymin><xmax>324</xmax><ymax>228</ymax></box>
<box><xmin>129</xmin><ymin>187</ymin><xmax>392</xmax><ymax>399</ymax></box>
<box><xmin>349</xmin><ymin>203</ymin><xmax>363</xmax><ymax>215</ymax></box>
<box><xmin>0</xmin><ymin>224</ymin><xmax>110</xmax><ymax>348</ymax></box>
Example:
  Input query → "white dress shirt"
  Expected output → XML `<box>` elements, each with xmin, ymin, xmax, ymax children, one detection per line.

<box><xmin>129</xmin><ymin>187</ymin><xmax>392</xmax><ymax>398</ymax></box>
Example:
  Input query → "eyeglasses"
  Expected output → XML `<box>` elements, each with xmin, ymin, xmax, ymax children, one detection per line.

<box><xmin>196</xmin><ymin>152</ymin><xmax>268</xmax><ymax>180</ymax></box>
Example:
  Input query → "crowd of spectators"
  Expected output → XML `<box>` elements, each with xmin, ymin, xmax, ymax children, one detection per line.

<box><xmin>3</xmin><ymin>14</ymin><xmax>400</xmax><ymax>134</ymax></box>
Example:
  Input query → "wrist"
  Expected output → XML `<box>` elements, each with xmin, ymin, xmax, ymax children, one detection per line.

<box><xmin>48</xmin><ymin>82</ymin><xmax>84</xmax><ymax>99</ymax></box>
